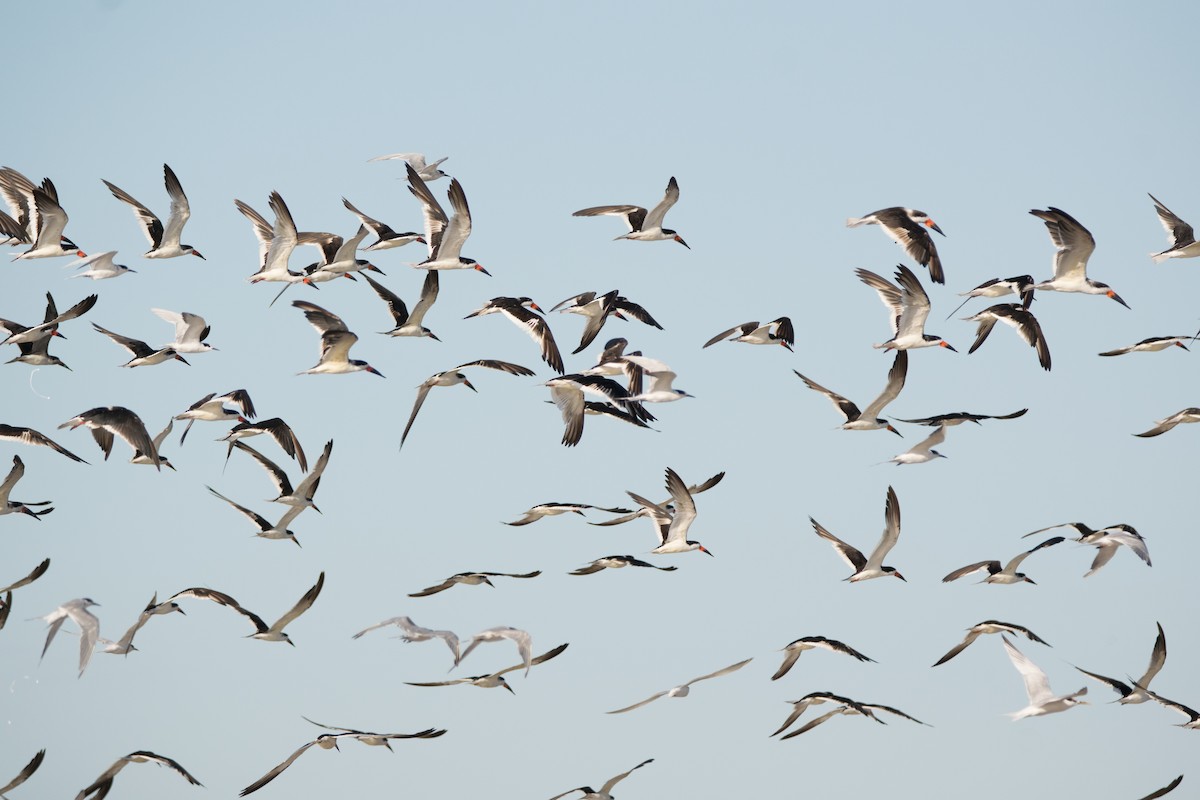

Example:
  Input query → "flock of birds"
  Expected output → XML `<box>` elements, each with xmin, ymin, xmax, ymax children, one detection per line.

<box><xmin>0</xmin><ymin>154</ymin><xmax>1195</xmax><ymax>799</ymax></box>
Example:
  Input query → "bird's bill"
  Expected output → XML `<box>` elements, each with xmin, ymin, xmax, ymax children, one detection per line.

<box><xmin>1023</xmin><ymin>576</ymin><xmax>1037</xmax><ymax>585</ymax></box>
<box><xmin>527</xmin><ymin>301</ymin><xmax>543</xmax><ymax>313</ymax></box>
<box><xmin>53</xmin><ymin>330</ymin><xmax>66</xmax><ymax>339</ymax></box>
<box><xmin>886</xmin><ymin>424</ymin><xmax>902</xmax><ymax>437</ymax></box>
<box><xmin>175</xmin><ymin>354</ymin><xmax>191</xmax><ymax>365</ymax></box>
<box><xmin>237</xmin><ymin>416</ymin><xmax>249</xmax><ymax>424</ymax></box>
<box><xmin>367</xmin><ymin>366</ymin><xmax>385</xmax><ymax>378</ymax></box>
<box><xmin>191</xmin><ymin>251</ymin><xmax>206</xmax><ymax>260</ymax></box>
<box><xmin>301</xmin><ymin>278</ymin><xmax>320</xmax><ymax>289</ymax></box>
<box><xmin>464</xmin><ymin>379</ymin><xmax>477</xmax><ymax>392</ymax></box>
<box><xmin>1107</xmin><ymin>290</ymin><xmax>1130</xmax><ymax>309</ymax></box>
<box><xmin>291</xmin><ymin>536</ymin><xmax>302</xmax><ymax>548</ymax></box>
<box><xmin>342</xmin><ymin>274</ymin><xmax>358</xmax><ymax>282</ymax></box>
<box><xmin>474</xmin><ymin>264</ymin><xmax>491</xmax><ymax>276</ymax></box>
<box><xmin>938</xmin><ymin>341</ymin><xmax>958</xmax><ymax>352</ymax></box>
<box><xmin>892</xmin><ymin>571</ymin><xmax>907</xmax><ymax>582</ymax></box>
<box><xmin>780</xmin><ymin>341</ymin><xmax>794</xmax><ymax>352</ymax></box>
<box><xmin>365</xmin><ymin>263</ymin><xmax>385</xmax><ymax>274</ymax></box>
<box><xmin>926</xmin><ymin>219</ymin><xmax>945</xmax><ymax>236</ymax></box>
<box><xmin>1175</xmin><ymin>341</ymin><xmax>1189</xmax><ymax>351</ymax></box>
<box><xmin>76</xmin><ymin>249</ymin><xmax>87</xmax><ymax>257</ymax></box>
<box><xmin>426</xmin><ymin>330</ymin><xmax>441</xmax><ymax>342</ymax></box>
<box><xmin>674</xmin><ymin>235</ymin><xmax>690</xmax><ymax>249</ymax></box>
<box><xmin>700</xmin><ymin>545</ymin><xmax>715</xmax><ymax>557</ymax></box>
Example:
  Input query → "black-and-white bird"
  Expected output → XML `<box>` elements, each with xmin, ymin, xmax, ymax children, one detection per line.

<box><xmin>574</xmin><ymin>176</ymin><xmax>689</xmax><ymax>248</ymax></box>
<box><xmin>65</xmin><ymin>251</ymin><xmax>135</xmax><ymax>280</ymax></box>
<box><xmin>174</xmin><ymin>390</ymin><xmax>255</xmax><ymax>443</ymax></box>
<box><xmin>7</xmin><ymin>180</ymin><xmax>85</xmax><ymax>260</ymax></box>
<box><xmin>238</xmin><ymin>734</ymin><xmax>345</xmax><ymax>796</ymax></box>
<box><xmin>704</xmin><ymin>317</ymin><xmax>794</xmax><ymax>351</ymax></box>
<box><xmin>932</xmin><ymin>620</ymin><xmax>1050</xmax><ymax>667</ymax></box>
<box><xmin>794</xmin><ymin>351</ymin><xmax>906</xmax><ymax>434</ymax></box>
<box><xmin>893</xmin><ymin>409</ymin><xmax>1028</xmax><ymax>427</ymax></box>
<box><xmin>622</xmin><ymin>355</ymin><xmax>693</xmax><ymax>402</ymax></box>
<box><xmin>1149</xmin><ymin>193</ymin><xmax>1200</xmax><ymax>263</ymax></box>
<box><xmin>941</xmin><ymin>537</ymin><xmax>1064</xmax><ymax>585</ymax></box>
<box><xmin>1099</xmin><ymin>336</ymin><xmax>1190</xmax><ymax>356</ymax></box>
<box><xmin>544</xmin><ymin>373</ymin><xmax>651</xmax><ymax>446</ymax></box>
<box><xmin>0</xmin><ymin>424</ymin><xmax>86</xmax><ymax>462</ymax></box>
<box><xmin>847</xmin><ymin>207</ymin><xmax>946</xmax><ymax>283</ymax></box>
<box><xmin>811</xmin><ymin>486</ymin><xmax>905</xmax><ymax>582</ymax></box>
<box><xmin>944</xmin><ymin>275</ymin><xmax>1035</xmax><ymax>319</ymax></box>
<box><xmin>1003</xmin><ymin>636</ymin><xmax>1089</xmax><ymax>719</ymax></box>
<box><xmin>0</xmin><ymin>292</ymin><xmax>97</xmax><ymax>346</ymax></box>
<box><xmin>545</xmin><ymin>758</ymin><xmax>654</xmax><ymax>800</ymax></box>
<box><xmin>1075</xmin><ymin>622</ymin><xmax>1166</xmax><ymax>704</ymax></box>
<box><xmin>569</xmin><ymin>555</ymin><xmax>678</xmax><ymax>576</ymax></box>
<box><xmin>1143</xmin><ymin>688</ymin><xmax>1200</xmax><ymax>729</ymax></box>
<box><xmin>606</xmin><ymin>658</ymin><xmax>752</xmax><ymax>713</ymax></box>
<box><xmin>368</xmin><ymin>152</ymin><xmax>449</xmax><ymax>181</ymax></box>
<box><xmin>102</xmin><ymin>164</ymin><xmax>204</xmax><ymax>260</ymax></box>
<box><xmin>504</xmin><ymin>502</ymin><xmax>632</xmax><ymax>526</ymax></box>
<box><xmin>227</xmin><ymin>572</ymin><xmax>324</xmax><ymax>645</ymax></box>
<box><xmin>1134</xmin><ymin>408</ymin><xmax>1200</xmax><ymax>438</ymax></box>
<box><xmin>75</xmin><ymin>751</ymin><xmax>202</xmax><ymax>800</ymax></box>
<box><xmin>405</xmin><ymin>642</ymin><xmax>568</xmax><ymax>692</ymax></box>
<box><xmin>342</xmin><ymin>197</ymin><xmax>426</xmax><ymax>251</ymax></box>
<box><xmin>231</xmin><ymin>439</ymin><xmax>332</xmax><ymax>513</ymax></box>
<box><xmin>400</xmin><ymin>360</ymin><xmax>534</xmax><ymax>449</ymax></box>
<box><xmin>291</xmin><ymin>301</ymin><xmax>384</xmax><ymax>377</ymax></box>
<box><xmin>58</xmin><ymin>407</ymin><xmax>159</xmax><ymax>469</ymax></box>
<box><xmin>362</xmin><ymin>272</ymin><xmax>440</xmax><ymax>340</ymax></box>
<box><xmin>1030</xmin><ymin>207</ymin><xmax>1130</xmax><ymax>307</ymax></box>
<box><xmin>465</xmin><ymin>297</ymin><xmax>564</xmax><ymax>373</ymax></box>
<box><xmin>626</xmin><ymin>467</ymin><xmax>715</xmax><ymax>556</ymax></box>
<box><xmin>219</xmin><ymin>418</ymin><xmax>307</xmax><ymax>472</ymax></box>
<box><xmin>857</xmin><ymin>266</ymin><xmax>956</xmax><ymax>351</ymax></box>
<box><xmin>151</xmin><ymin>308</ymin><xmax>216</xmax><ymax>353</ymax></box>
<box><xmin>207</xmin><ymin>486</ymin><xmax>307</xmax><ymax>546</ymax></box>
<box><xmin>408</xmin><ymin>571</ymin><xmax>541</xmax><ymax>598</ymax></box>
<box><xmin>406</xmin><ymin>164</ymin><xmax>489</xmax><ymax>274</ymax></box>
<box><xmin>589</xmin><ymin>472</ymin><xmax>724</xmax><ymax>527</ymax></box>
<box><xmin>771</xmin><ymin>636</ymin><xmax>875</xmax><ymax>680</ymax></box>
<box><xmin>769</xmin><ymin>692</ymin><xmax>882</xmax><ymax>738</ymax></box>
<box><xmin>884</xmin><ymin>424</ymin><xmax>948</xmax><ymax>465</ymax></box>
<box><xmin>299</xmin><ymin>718</ymin><xmax>446</xmax><ymax>751</ymax></box>
<box><xmin>963</xmin><ymin>303</ymin><xmax>1051</xmax><ymax>371</ymax></box>
<box><xmin>0</xmin><ymin>750</ymin><xmax>44</xmax><ymax>798</ymax></box>
<box><xmin>0</xmin><ymin>558</ymin><xmax>49</xmax><ymax>630</ymax></box>
<box><xmin>92</xmin><ymin>323</ymin><xmax>189</xmax><ymax>368</ymax></box>
<box><xmin>0</xmin><ymin>456</ymin><xmax>52</xmax><ymax>520</ymax></box>
<box><xmin>1023</xmin><ymin>522</ymin><xmax>1151</xmax><ymax>577</ymax></box>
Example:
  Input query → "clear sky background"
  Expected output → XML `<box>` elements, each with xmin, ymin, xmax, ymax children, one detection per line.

<box><xmin>2</xmin><ymin>1</ymin><xmax>1198</xmax><ymax>798</ymax></box>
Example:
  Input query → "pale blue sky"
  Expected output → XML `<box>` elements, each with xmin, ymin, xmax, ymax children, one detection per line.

<box><xmin>2</xmin><ymin>1</ymin><xmax>1197</xmax><ymax>798</ymax></box>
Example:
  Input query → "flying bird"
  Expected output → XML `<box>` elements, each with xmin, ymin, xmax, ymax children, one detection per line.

<box><xmin>408</xmin><ymin>571</ymin><xmax>541</xmax><ymax>597</ymax></box>
<box><xmin>368</xmin><ymin>152</ymin><xmax>449</xmax><ymax>181</ymax></box>
<box><xmin>362</xmin><ymin>272</ymin><xmax>440</xmax><ymax>340</ymax></box>
<box><xmin>589</xmin><ymin>472</ymin><xmax>724</xmax><ymax>527</ymax></box>
<box><xmin>944</xmin><ymin>274</ymin><xmax>1035</xmax><ymax>319</ymax></box>
<box><xmin>0</xmin><ymin>456</ymin><xmax>52</xmax><ymax>520</ymax></box>
<box><xmin>962</xmin><ymin>303</ymin><xmax>1051</xmax><ymax>371</ymax></box>
<box><xmin>504</xmin><ymin>502</ymin><xmax>632</xmax><ymax>526</ymax></box>
<box><xmin>884</xmin><ymin>424</ymin><xmax>949</xmax><ymax>465</ymax></box>
<box><xmin>299</xmin><ymin>718</ymin><xmax>446</xmax><ymax>750</ymax></box>
<box><xmin>400</xmin><ymin>360</ymin><xmax>534</xmax><ymax>449</ymax></box>
<box><xmin>151</xmin><ymin>308</ymin><xmax>216</xmax><ymax>353</ymax></box>
<box><xmin>1099</xmin><ymin>336</ymin><xmax>1190</xmax><ymax>356</ymax></box>
<box><xmin>544</xmin><ymin>373</ymin><xmax>652</xmax><ymax>446</ymax></box>
<box><xmin>75</xmin><ymin>750</ymin><xmax>202</xmax><ymax>800</ymax></box>
<box><xmin>846</xmin><ymin>206</ymin><xmax>946</xmax><ymax>283</ymax></box>
<box><xmin>1149</xmin><ymin>192</ymin><xmax>1200</xmax><ymax>262</ymax></box>
<box><xmin>465</xmin><ymin>296</ymin><xmax>564</xmax><ymax>374</ymax></box>
<box><xmin>291</xmin><ymin>301</ymin><xmax>384</xmax><ymax>377</ymax></box>
<box><xmin>1137</xmin><ymin>775</ymin><xmax>1184</xmax><ymax>800</ymax></box>
<box><xmin>1134</xmin><ymin>408</ymin><xmax>1200</xmax><ymax>438</ymax></box>
<box><xmin>406</xmin><ymin>164</ymin><xmax>488</xmax><ymax>273</ymax></box>
<box><xmin>941</xmin><ymin>536</ymin><xmax>1064</xmax><ymax>585</ymax></box>
<box><xmin>352</xmin><ymin>615</ymin><xmax>461</xmax><ymax>665</ymax></box>
<box><xmin>545</xmin><ymin>758</ymin><xmax>654</xmax><ymax>800</ymax></box>
<box><xmin>36</xmin><ymin>597</ymin><xmax>100</xmax><ymax>676</ymax></box>
<box><xmin>342</xmin><ymin>197</ymin><xmax>426</xmax><ymax>251</ymax></box>
<box><xmin>0</xmin><ymin>292</ymin><xmax>97</xmax><ymax>346</ymax></box>
<box><xmin>226</xmin><ymin>572</ymin><xmax>325</xmax><ymax>645</ymax></box>
<box><xmin>405</xmin><ymin>642</ymin><xmax>568</xmax><ymax>692</ymax></box>
<box><xmin>794</xmin><ymin>350</ymin><xmax>906</xmax><ymax>434</ymax></box>
<box><xmin>0</xmin><ymin>558</ymin><xmax>50</xmax><ymax>630</ymax></box>
<box><xmin>892</xmin><ymin>409</ymin><xmax>1027</xmax><ymax>427</ymax></box>
<box><xmin>174</xmin><ymin>390</ymin><xmax>254</xmax><ymax>443</ymax></box>
<box><xmin>857</xmin><ymin>265</ymin><xmax>956</xmax><ymax>351</ymax></box>
<box><xmin>219</xmin><ymin>417</ymin><xmax>307</xmax><ymax>472</ymax></box>
<box><xmin>569</xmin><ymin>555</ymin><xmax>678</xmax><ymax>576</ymax></box>
<box><xmin>1075</xmin><ymin>622</ymin><xmax>1166</xmax><ymax>704</ymax></box>
<box><xmin>574</xmin><ymin>176</ymin><xmax>689</xmax><ymax>248</ymax></box>
<box><xmin>1030</xmin><ymin>207</ymin><xmax>1130</xmax><ymax>307</ymax></box>
<box><xmin>1022</xmin><ymin>522</ymin><xmax>1151</xmax><ymax>577</ymax></box>
<box><xmin>811</xmin><ymin>486</ymin><xmax>905</xmax><ymax>581</ymax></box>
<box><xmin>1003</xmin><ymin>636</ymin><xmax>1089</xmax><ymax>719</ymax></box>
<box><xmin>206</xmin><ymin>486</ymin><xmax>307</xmax><ymax>546</ymax></box>
<box><xmin>626</xmin><ymin>467</ymin><xmax>715</xmax><ymax>556</ymax></box>
<box><xmin>606</xmin><ymin>658</ymin><xmax>752</xmax><ymax>714</ymax></box>
<box><xmin>769</xmin><ymin>692</ymin><xmax>882</xmax><ymax>737</ymax></box>
<box><xmin>622</xmin><ymin>355</ymin><xmax>693</xmax><ymax>402</ymax></box>
<box><xmin>101</xmin><ymin>164</ymin><xmax>204</xmax><ymax>259</ymax></box>
<box><xmin>65</xmin><ymin>251</ymin><xmax>136</xmax><ymax>280</ymax></box>
<box><xmin>231</xmin><ymin>439</ymin><xmax>332</xmax><ymax>512</ymax></box>
<box><xmin>704</xmin><ymin>317</ymin><xmax>795</xmax><ymax>351</ymax></box>
<box><xmin>458</xmin><ymin>626</ymin><xmax>534</xmax><ymax>675</ymax></box>
<box><xmin>57</xmin><ymin>407</ymin><xmax>159</xmax><ymax>469</ymax></box>
<box><xmin>92</xmin><ymin>323</ymin><xmax>190</xmax><ymax>368</ymax></box>
<box><xmin>0</xmin><ymin>750</ymin><xmax>44</xmax><ymax>798</ymax></box>
<box><xmin>932</xmin><ymin>620</ymin><xmax>1050</xmax><ymax>667</ymax></box>
<box><xmin>772</xmin><ymin>636</ymin><xmax>875</xmax><ymax>680</ymax></box>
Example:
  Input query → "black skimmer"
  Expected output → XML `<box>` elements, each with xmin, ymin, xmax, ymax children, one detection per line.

<box><xmin>1143</xmin><ymin>688</ymin><xmax>1200</xmax><ymax>729</ymax></box>
<box><xmin>291</xmin><ymin>301</ymin><xmax>384</xmax><ymax>377</ymax></box>
<box><xmin>65</xmin><ymin>250</ymin><xmax>136</xmax><ymax>279</ymax></box>
<box><xmin>299</xmin><ymin>718</ymin><xmax>446</xmax><ymax>751</ymax></box>
<box><xmin>95</xmin><ymin>594</ymin><xmax>160</xmax><ymax>655</ymax></box>
<box><xmin>231</xmin><ymin>439</ymin><xmax>332</xmax><ymax>513</ymax></box>
<box><xmin>174</xmin><ymin>390</ymin><xmax>254</xmax><ymax>443</ymax></box>
<box><xmin>847</xmin><ymin>206</ymin><xmax>945</xmax><ymax>283</ymax></box>
<box><xmin>778</xmin><ymin>699</ymin><xmax>925</xmax><ymax>738</ymax></box>
<box><xmin>0</xmin><ymin>558</ymin><xmax>50</xmax><ymax>629</ymax></box>
<box><xmin>3</xmin><ymin>331</ymin><xmax>71</xmax><ymax>369</ymax></box>
<box><xmin>0</xmin><ymin>170</ymin><xmax>85</xmax><ymax>260</ymax></box>
<box><xmin>400</xmin><ymin>360</ymin><xmax>535</xmax><ymax>449</ymax></box>
<box><xmin>406</xmin><ymin>164</ymin><xmax>488</xmax><ymax>274</ymax></box>
<box><xmin>932</xmin><ymin>620</ymin><xmax>1050</xmax><ymax>667</ymax></box>
<box><xmin>101</xmin><ymin>164</ymin><xmax>204</xmax><ymax>260</ymax></box>
<box><xmin>963</xmin><ymin>303</ymin><xmax>1051</xmax><ymax>371</ymax></box>
<box><xmin>35</xmin><ymin>597</ymin><xmax>100</xmax><ymax>676</ymax></box>
<box><xmin>544</xmin><ymin>373</ymin><xmax>651</xmax><ymax>446</ymax></box>
<box><xmin>857</xmin><ymin>265</ymin><xmax>956</xmax><ymax>351</ymax></box>
<box><xmin>1075</xmin><ymin>622</ymin><xmax>1166</xmax><ymax>704</ymax></box>
<box><xmin>1003</xmin><ymin>636</ymin><xmax>1089</xmax><ymax>719</ymax></box>
<box><xmin>58</xmin><ymin>407</ymin><xmax>159</xmax><ymax>469</ymax></box>
<box><xmin>408</xmin><ymin>571</ymin><xmax>541</xmax><ymax>597</ymax></box>
<box><xmin>545</xmin><ymin>758</ymin><xmax>654</xmax><ymax>800</ymax></box>
<box><xmin>811</xmin><ymin>486</ymin><xmax>905</xmax><ymax>582</ymax></box>
<box><xmin>76</xmin><ymin>751</ymin><xmax>202</xmax><ymax>800</ymax></box>
<box><xmin>206</xmin><ymin>486</ymin><xmax>307</xmax><ymax>546</ymax></box>
<box><xmin>342</xmin><ymin>197</ymin><xmax>426</xmax><ymax>251</ymax></box>
<box><xmin>505</xmin><ymin>502</ymin><xmax>632</xmax><ymax>526</ymax></box>
<box><xmin>626</xmin><ymin>467</ymin><xmax>715</xmax><ymax>556</ymax></box>
<box><xmin>893</xmin><ymin>408</ymin><xmax>1028</xmax><ymax>427</ymax></box>
<box><xmin>1134</xmin><ymin>408</ymin><xmax>1200</xmax><ymax>438</ymax></box>
<box><xmin>1137</xmin><ymin>775</ymin><xmax>1184</xmax><ymax>799</ymax></box>
<box><xmin>551</xmin><ymin>290</ymin><xmax>664</xmax><ymax>354</ymax></box>
<box><xmin>362</xmin><ymin>271</ymin><xmax>440</xmax><ymax>339</ymax></box>
<box><xmin>941</xmin><ymin>536</ymin><xmax>1064</xmax><ymax>585</ymax></box>
<box><xmin>227</xmin><ymin>572</ymin><xmax>324</xmax><ymax>645</ymax></box>
<box><xmin>458</xmin><ymin>626</ymin><xmax>534</xmax><ymax>675</ymax></box>
<box><xmin>1099</xmin><ymin>336</ymin><xmax>1190</xmax><ymax>356</ymax></box>
<box><xmin>0</xmin><ymin>292</ymin><xmax>97</xmax><ymax>346</ymax></box>
<box><xmin>151</xmin><ymin>308</ymin><xmax>216</xmax><ymax>353</ymax></box>
<box><xmin>220</xmin><ymin>417</ymin><xmax>307</xmax><ymax>471</ymax></box>
<box><xmin>589</xmin><ymin>471</ymin><xmax>724</xmax><ymax>527</ymax></box>
<box><xmin>1149</xmin><ymin>193</ymin><xmax>1200</xmax><ymax>262</ymax></box>
<box><xmin>944</xmin><ymin>275</ymin><xmax>1035</xmax><ymax>319</ymax></box>
<box><xmin>235</xmin><ymin>194</ymin><xmax>332</xmax><ymax>280</ymax></box>
<box><xmin>351</xmin><ymin>615</ymin><xmax>461</xmax><ymax>665</ymax></box>
<box><xmin>464</xmin><ymin>296</ymin><xmax>564</xmax><ymax>373</ymax></box>
<box><xmin>0</xmin><ymin>457</ymin><xmax>52</xmax><ymax>520</ymax></box>
<box><xmin>574</xmin><ymin>176</ymin><xmax>689</xmax><ymax>248</ymax></box>
<box><xmin>238</xmin><ymin>734</ymin><xmax>345</xmax><ymax>796</ymax></box>
<box><xmin>794</xmin><ymin>350</ymin><xmax>907</xmax><ymax>434</ymax></box>
<box><xmin>771</xmin><ymin>637</ymin><xmax>875</xmax><ymax>680</ymax></box>
<box><xmin>770</xmin><ymin>692</ymin><xmax>882</xmax><ymax>737</ymax></box>
<box><xmin>92</xmin><ymin>323</ymin><xmax>189</xmax><ymax>368</ymax></box>
<box><xmin>569</xmin><ymin>555</ymin><xmax>678</xmax><ymax>575</ymax></box>
<box><xmin>1030</xmin><ymin>207</ymin><xmax>1130</xmax><ymax>307</ymax></box>
<box><xmin>607</xmin><ymin>658</ymin><xmax>752</xmax><ymax>714</ymax></box>
<box><xmin>405</xmin><ymin>642</ymin><xmax>568</xmax><ymax>692</ymax></box>
<box><xmin>704</xmin><ymin>317</ymin><xmax>794</xmax><ymax>351</ymax></box>
<box><xmin>0</xmin><ymin>750</ymin><xmax>44</xmax><ymax>798</ymax></box>
<box><xmin>368</xmin><ymin>151</ymin><xmax>449</xmax><ymax>181</ymax></box>
<box><xmin>269</xmin><ymin>225</ymin><xmax>378</xmax><ymax>306</ymax></box>
<box><xmin>1025</xmin><ymin>522</ymin><xmax>1151</xmax><ymax>577</ymax></box>
<box><xmin>128</xmin><ymin>419</ymin><xmax>175</xmax><ymax>470</ymax></box>
<box><xmin>622</xmin><ymin>355</ymin><xmax>693</xmax><ymax>402</ymax></box>
<box><xmin>0</xmin><ymin>424</ymin><xmax>86</xmax><ymax>462</ymax></box>
<box><xmin>884</xmin><ymin>424</ymin><xmax>948</xmax><ymax>465</ymax></box>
